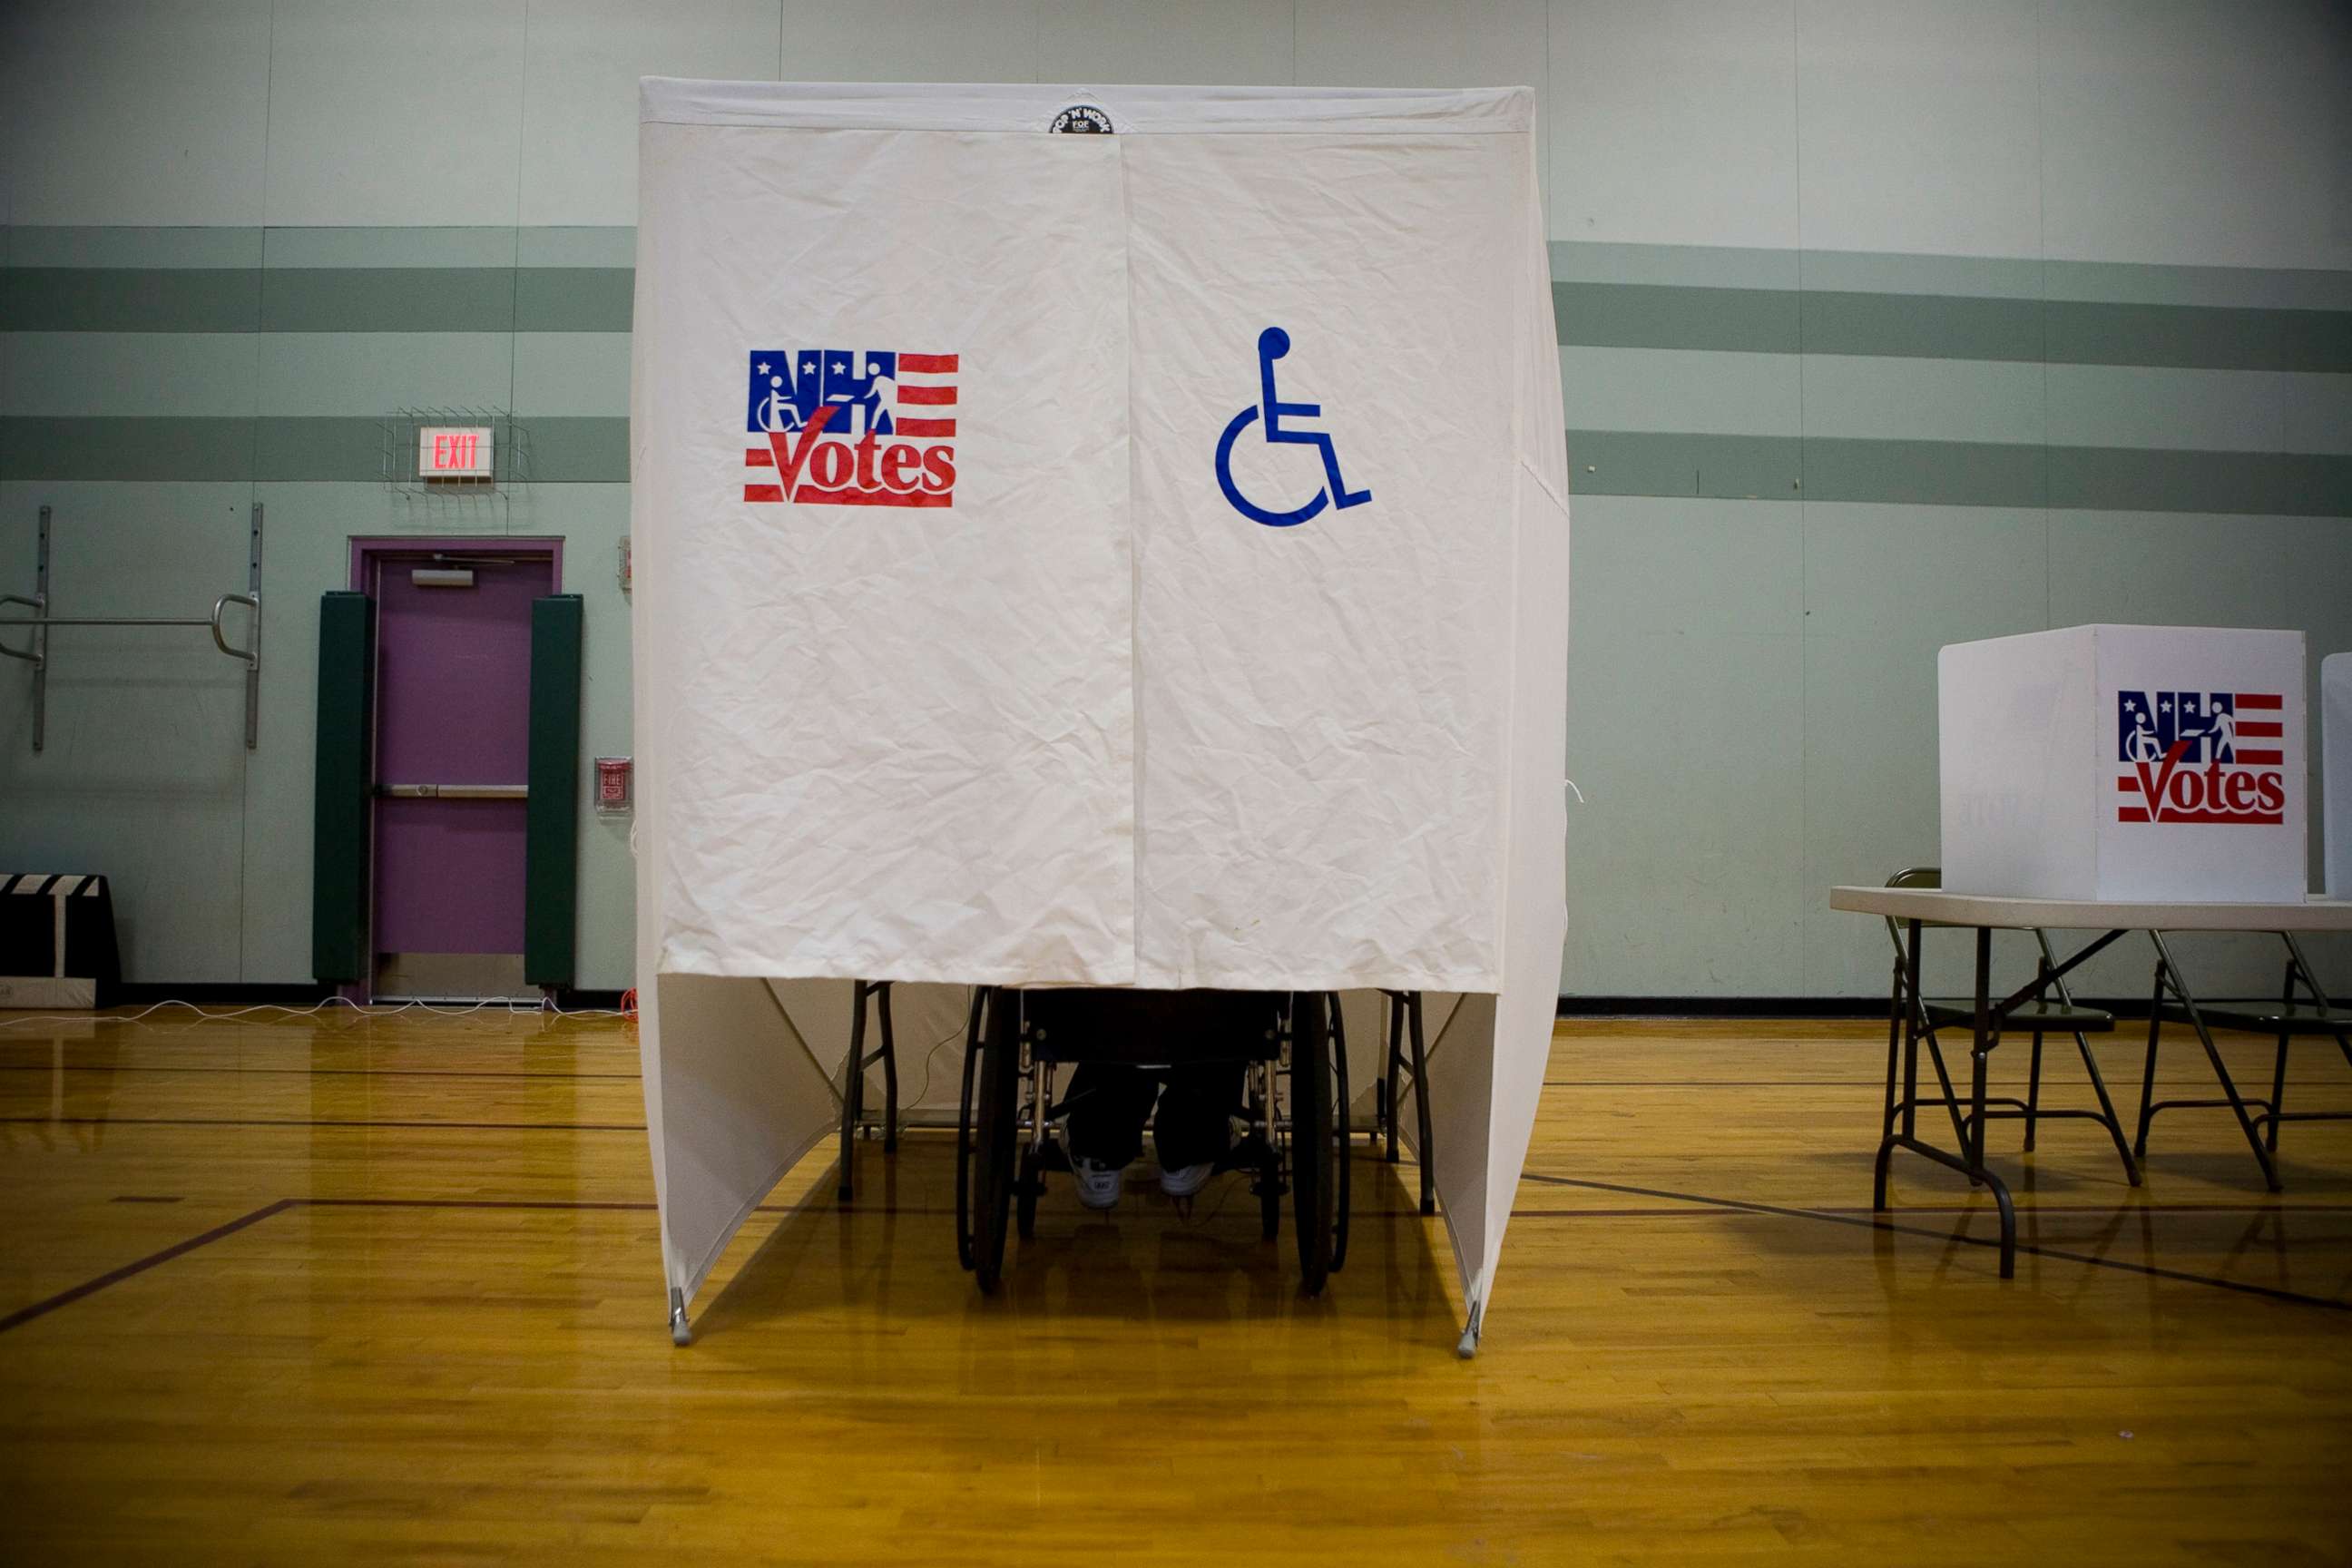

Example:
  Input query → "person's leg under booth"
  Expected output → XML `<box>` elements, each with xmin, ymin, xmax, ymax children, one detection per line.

<box><xmin>1063</xmin><ymin>1062</ymin><xmax>1157</xmax><ymax>1171</ymax></box>
<box><xmin>1064</xmin><ymin>1060</ymin><xmax>1243</xmax><ymax>1207</ymax></box>
<box><xmin>1151</xmin><ymin>1061</ymin><xmax>1244</xmax><ymax>1175</ymax></box>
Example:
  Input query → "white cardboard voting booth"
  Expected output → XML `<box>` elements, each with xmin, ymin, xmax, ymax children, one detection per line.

<box><xmin>2327</xmin><ymin>653</ymin><xmax>2350</xmax><ymax>898</ymax></box>
<box><xmin>1940</xmin><ymin>624</ymin><xmax>2308</xmax><ymax>902</ymax></box>
<box><xmin>631</xmin><ymin>80</ymin><xmax>1569</xmax><ymax>1352</ymax></box>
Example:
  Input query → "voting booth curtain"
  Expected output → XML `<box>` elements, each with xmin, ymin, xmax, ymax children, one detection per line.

<box><xmin>632</xmin><ymin>80</ymin><xmax>1569</xmax><ymax>1346</ymax></box>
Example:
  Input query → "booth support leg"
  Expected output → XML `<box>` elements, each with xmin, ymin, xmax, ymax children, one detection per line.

<box><xmin>1408</xmin><ymin>992</ymin><xmax>1436</xmax><ymax>1216</ymax></box>
<box><xmin>877</xmin><ymin>981</ymin><xmax>899</xmax><ymax>1154</ymax></box>
<box><xmin>838</xmin><ymin>983</ymin><xmax>868</xmax><ymax>1202</ymax></box>
<box><xmin>669</xmin><ymin>1287</ymin><xmax>691</xmax><ymax>1348</ymax></box>
<box><xmin>1456</xmin><ymin>1300</ymin><xmax>1483</xmax><ymax>1359</ymax></box>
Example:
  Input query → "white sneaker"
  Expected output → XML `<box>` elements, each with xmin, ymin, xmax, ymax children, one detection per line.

<box><xmin>1073</xmin><ymin>1156</ymin><xmax>1124</xmax><ymax>1210</ymax></box>
<box><xmin>1159</xmin><ymin>1161</ymin><xmax>1214</xmax><ymax>1200</ymax></box>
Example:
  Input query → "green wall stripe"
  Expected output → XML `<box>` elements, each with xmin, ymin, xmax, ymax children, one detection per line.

<box><xmin>250</xmin><ymin>416</ymin><xmax>393</xmax><ymax>482</ymax></box>
<box><xmin>261</xmin><ymin>269</ymin><xmax>516</xmax><ymax>332</ymax></box>
<box><xmin>3</xmin><ymin>267</ymin><xmax>635</xmax><ymax>333</ymax></box>
<box><xmin>1566</xmin><ymin>430</ymin><xmax>1798</xmax><ymax>500</ymax></box>
<box><xmin>518</xmin><ymin>416</ymin><xmax>632</xmax><ymax>482</ymax></box>
<box><xmin>1556</xmin><ymin>282</ymin><xmax>2352</xmax><ymax>372</ymax></box>
<box><xmin>0</xmin><ymin>415</ymin><xmax>260</xmax><ymax>479</ymax></box>
<box><xmin>0</xmin><ymin>416</ymin><xmax>629</xmax><ymax>483</ymax></box>
<box><xmin>2047</xmin><ymin>301</ymin><xmax>2352</xmax><ymax>375</ymax></box>
<box><xmin>1550</xmin><ymin>282</ymin><xmax>1796</xmax><ymax>354</ymax></box>
<box><xmin>1563</xmin><ymin>429</ymin><xmax>2352</xmax><ymax>515</ymax></box>
<box><xmin>514</xmin><ymin>269</ymin><xmax>633</xmax><ymax>332</ymax></box>
<box><xmin>3</xmin><ymin>269</ymin><xmax>263</xmax><ymax>332</ymax></box>
<box><xmin>7</xmin><ymin>255</ymin><xmax>2339</xmax><ymax>370</ymax></box>
<box><xmin>2044</xmin><ymin>446</ymin><xmax>2352</xmax><ymax>516</ymax></box>
<box><xmin>1798</xmin><ymin>291</ymin><xmax>2045</xmax><ymax>362</ymax></box>
<box><xmin>1549</xmin><ymin>240</ymin><xmax>2352</xmax><ymax>311</ymax></box>
<box><xmin>1804</xmin><ymin>437</ymin><xmax>2048</xmax><ymax>508</ymax></box>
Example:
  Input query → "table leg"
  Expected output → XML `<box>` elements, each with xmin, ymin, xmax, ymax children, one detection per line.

<box><xmin>2281</xmin><ymin>933</ymin><xmax>2352</xmax><ymax>1074</ymax></box>
<box><xmin>2134</xmin><ymin>962</ymin><xmax>2163</xmax><ymax>1158</ymax></box>
<box><xmin>1879</xmin><ymin>957</ymin><xmax>1904</xmax><ymax>1148</ymax></box>
<box><xmin>1877</xmin><ymin>919</ymin><xmax>1926</xmax><ymax>1210</ymax></box>
<box><xmin>2266</xmin><ymin>959</ymin><xmax>2293</xmax><ymax>1155</ymax></box>
<box><xmin>1901</xmin><ymin>919</ymin><xmax>1923</xmax><ymax>1142</ymax></box>
<box><xmin>2150</xmin><ymin>930</ymin><xmax>2281</xmax><ymax>1192</ymax></box>
<box><xmin>2072</xmin><ymin>1024</ymin><xmax>2142</xmax><ymax>1186</ymax></box>
<box><xmin>2024</xmin><ymin>959</ymin><xmax>2047</xmax><ymax>1153</ymax></box>
<box><xmin>1969</xmin><ymin>926</ymin><xmax>2016</xmax><ymax>1279</ymax></box>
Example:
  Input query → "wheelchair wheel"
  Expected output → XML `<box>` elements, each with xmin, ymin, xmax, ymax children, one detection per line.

<box><xmin>1328</xmin><ymin>992</ymin><xmax>1351</xmax><ymax>1274</ymax></box>
<box><xmin>970</xmin><ymin>990</ymin><xmax>1021</xmax><ymax>1292</ymax></box>
<box><xmin>954</xmin><ymin>988</ymin><xmax>986</xmax><ymax>1272</ymax></box>
<box><xmin>1289</xmin><ymin>992</ymin><xmax>1335</xmax><ymax>1295</ymax></box>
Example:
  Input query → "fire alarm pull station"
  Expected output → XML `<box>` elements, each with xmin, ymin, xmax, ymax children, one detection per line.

<box><xmin>595</xmin><ymin>757</ymin><xmax>632</xmax><ymax>815</ymax></box>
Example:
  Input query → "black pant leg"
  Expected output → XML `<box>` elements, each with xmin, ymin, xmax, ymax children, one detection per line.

<box><xmin>1151</xmin><ymin>1061</ymin><xmax>1244</xmax><ymax>1171</ymax></box>
<box><xmin>1063</xmin><ymin>1062</ymin><xmax>1156</xmax><ymax>1168</ymax></box>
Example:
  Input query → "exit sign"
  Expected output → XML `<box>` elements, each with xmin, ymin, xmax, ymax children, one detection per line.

<box><xmin>419</xmin><ymin>426</ymin><xmax>495</xmax><ymax>479</ymax></box>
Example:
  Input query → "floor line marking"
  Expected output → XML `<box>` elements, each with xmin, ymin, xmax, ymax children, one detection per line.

<box><xmin>0</xmin><ymin>1064</ymin><xmax>644</xmax><ymax>1081</ymax></box>
<box><xmin>0</xmin><ymin>1200</ymin><xmax>296</xmax><ymax>1335</ymax></box>
<box><xmin>0</xmin><ymin>1116</ymin><xmax>646</xmax><ymax>1132</ymax></box>
<box><xmin>11</xmin><ymin>1172</ymin><xmax>2343</xmax><ymax>1335</ymax></box>
<box><xmin>1517</xmin><ymin>1170</ymin><xmax>2350</xmax><ymax>1312</ymax></box>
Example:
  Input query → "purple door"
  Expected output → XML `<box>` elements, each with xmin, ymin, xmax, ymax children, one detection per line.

<box><xmin>362</xmin><ymin>545</ymin><xmax>556</xmax><ymax>1001</ymax></box>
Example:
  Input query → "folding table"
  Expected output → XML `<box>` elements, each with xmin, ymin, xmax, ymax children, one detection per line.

<box><xmin>1827</xmin><ymin>887</ymin><xmax>2352</xmax><ymax>1278</ymax></box>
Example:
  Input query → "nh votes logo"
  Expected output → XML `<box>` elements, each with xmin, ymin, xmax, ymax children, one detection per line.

<box><xmin>2116</xmin><ymin>689</ymin><xmax>2285</xmax><ymax>826</ymax></box>
<box><xmin>743</xmin><ymin>348</ymin><xmax>958</xmax><ymax>507</ymax></box>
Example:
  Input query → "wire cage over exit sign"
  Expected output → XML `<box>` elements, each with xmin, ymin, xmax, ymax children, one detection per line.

<box><xmin>383</xmin><ymin>407</ymin><xmax>530</xmax><ymax>498</ymax></box>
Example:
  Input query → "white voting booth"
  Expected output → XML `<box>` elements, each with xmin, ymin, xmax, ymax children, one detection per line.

<box><xmin>631</xmin><ymin>81</ymin><xmax>1569</xmax><ymax>1353</ymax></box>
<box><xmin>1940</xmin><ymin>624</ymin><xmax>2308</xmax><ymax>902</ymax></box>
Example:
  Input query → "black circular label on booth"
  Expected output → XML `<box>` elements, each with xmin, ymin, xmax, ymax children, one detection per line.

<box><xmin>1050</xmin><ymin>104</ymin><xmax>1113</xmax><ymax>134</ymax></box>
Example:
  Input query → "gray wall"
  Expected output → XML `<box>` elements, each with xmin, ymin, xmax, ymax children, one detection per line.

<box><xmin>0</xmin><ymin>1</ymin><xmax>2347</xmax><ymax>996</ymax></box>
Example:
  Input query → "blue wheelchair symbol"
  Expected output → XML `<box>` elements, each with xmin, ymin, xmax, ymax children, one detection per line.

<box><xmin>1214</xmin><ymin>327</ymin><xmax>1373</xmax><ymax>527</ymax></box>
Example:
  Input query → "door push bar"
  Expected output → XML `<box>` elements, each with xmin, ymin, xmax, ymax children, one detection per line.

<box><xmin>0</xmin><ymin>505</ymin><xmax>265</xmax><ymax>752</ymax></box>
<box><xmin>377</xmin><ymin>783</ymin><xmax>529</xmax><ymax>799</ymax></box>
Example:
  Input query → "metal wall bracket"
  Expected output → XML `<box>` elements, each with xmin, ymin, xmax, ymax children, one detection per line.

<box><xmin>0</xmin><ymin>503</ymin><xmax>264</xmax><ymax>752</ymax></box>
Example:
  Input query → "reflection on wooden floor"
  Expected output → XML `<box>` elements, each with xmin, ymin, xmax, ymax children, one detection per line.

<box><xmin>1</xmin><ymin>1009</ymin><xmax>2347</xmax><ymax>1563</ymax></box>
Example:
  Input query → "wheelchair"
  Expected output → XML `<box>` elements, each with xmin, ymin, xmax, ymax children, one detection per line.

<box><xmin>955</xmin><ymin>987</ymin><xmax>1351</xmax><ymax>1295</ymax></box>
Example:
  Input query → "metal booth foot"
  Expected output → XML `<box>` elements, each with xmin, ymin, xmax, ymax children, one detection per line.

<box><xmin>1456</xmin><ymin>1301</ymin><xmax>1483</xmax><ymax>1359</ymax></box>
<box><xmin>669</xmin><ymin>1287</ymin><xmax>692</xmax><ymax>1347</ymax></box>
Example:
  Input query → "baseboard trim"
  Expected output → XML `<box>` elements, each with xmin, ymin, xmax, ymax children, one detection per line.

<box><xmin>1556</xmin><ymin>995</ymin><xmax>2171</xmax><ymax>1020</ymax></box>
<box><xmin>1558</xmin><ymin>996</ymin><xmax>1884</xmax><ymax>1018</ymax></box>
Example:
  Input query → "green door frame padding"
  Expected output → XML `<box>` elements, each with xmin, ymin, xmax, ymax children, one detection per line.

<box><xmin>524</xmin><ymin>594</ymin><xmax>583</xmax><ymax>988</ymax></box>
<box><xmin>310</xmin><ymin>591</ymin><xmax>373</xmax><ymax>984</ymax></box>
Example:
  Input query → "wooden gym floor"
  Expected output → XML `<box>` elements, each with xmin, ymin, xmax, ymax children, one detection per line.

<box><xmin>1</xmin><ymin>1008</ymin><xmax>2347</xmax><ymax>1564</ymax></box>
